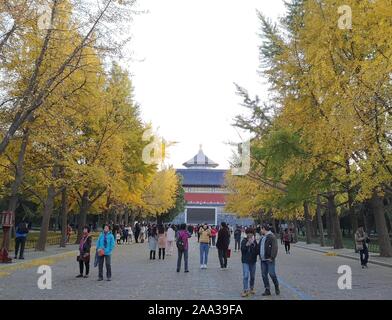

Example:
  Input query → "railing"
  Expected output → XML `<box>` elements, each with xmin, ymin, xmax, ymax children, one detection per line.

<box><xmin>296</xmin><ymin>234</ymin><xmax>391</xmax><ymax>254</ymax></box>
<box><xmin>8</xmin><ymin>234</ymin><xmax>78</xmax><ymax>251</ymax></box>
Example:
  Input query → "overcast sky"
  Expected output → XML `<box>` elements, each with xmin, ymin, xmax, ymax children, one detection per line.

<box><xmin>127</xmin><ymin>0</ymin><xmax>287</xmax><ymax>169</ymax></box>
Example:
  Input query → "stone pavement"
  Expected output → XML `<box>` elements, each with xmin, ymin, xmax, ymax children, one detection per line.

<box><xmin>0</xmin><ymin>235</ymin><xmax>392</xmax><ymax>300</ymax></box>
<box><xmin>293</xmin><ymin>242</ymin><xmax>392</xmax><ymax>268</ymax></box>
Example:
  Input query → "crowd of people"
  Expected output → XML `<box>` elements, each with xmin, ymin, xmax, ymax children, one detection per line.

<box><xmin>11</xmin><ymin>218</ymin><xmax>371</xmax><ymax>298</ymax></box>
<box><xmin>72</xmin><ymin>220</ymin><xmax>289</xmax><ymax>297</ymax></box>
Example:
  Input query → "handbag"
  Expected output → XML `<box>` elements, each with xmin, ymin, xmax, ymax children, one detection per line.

<box><xmin>76</xmin><ymin>255</ymin><xmax>81</xmax><ymax>262</ymax></box>
<box><xmin>227</xmin><ymin>248</ymin><xmax>231</xmax><ymax>258</ymax></box>
<box><xmin>94</xmin><ymin>251</ymin><xmax>99</xmax><ymax>268</ymax></box>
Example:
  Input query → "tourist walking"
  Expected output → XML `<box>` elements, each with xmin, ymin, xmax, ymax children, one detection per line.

<box><xmin>158</xmin><ymin>225</ymin><xmax>167</xmax><ymax>260</ymax></box>
<box><xmin>283</xmin><ymin>229</ymin><xmax>291</xmax><ymax>254</ymax></box>
<box><xmin>240</xmin><ymin>227</ymin><xmax>258</xmax><ymax>297</ymax></box>
<box><xmin>148</xmin><ymin>225</ymin><xmax>158</xmax><ymax>260</ymax></box>
<box><xmin>199</xmin><ymin>224</ymin><xmax>211</xmax><ymax>269</ymax></box>
<box><xmin>216</xmin><ymin>222</ymin><xmax>230</xmax><ymax>269</ymax></box>
<box><xmin>66</xmin><ymin>224</ymin><xmax>72</xmax><ymax>243</ymax></box>
<box><xmin>234</xmin><ymin>225</ymin><xmax>242</xmax><ymax>252</ymax></box>
<box><xmin>96</xmin><ymin>225</ymin><xmax>115</xmax><ymax>281</ymax></box>
<box><xmin>166</xmin><ymin>224</ymin><xmax>175</xmax><ymax>255</ymax></box>
<box><xmin>134</xmin><ymin>222</ymin><xmax>141</xmax><ymax>243</ymax></box>
<box><xmin>211</xmin><ymin>226</ymin><xmax>217</xmax><ymax>247</ymax></box>
<box><xmin>14</xmin><ymin>220</ymin><xmax>29</xmax><ymax>260</ymax></box>
<box><xmin>140</xmin><ymin>224</ymin><xmax>146</xmax><ymax>243</ymax></box>
<box><xmin>127</xmin><ymin>224</ymin><xmax>133</xmax><ymax>243</ymax></box>
<box><xmin>259</xmin><ymin>223</ymin><xmax>280</xmax><ymax>296</ymax></box>
<box><xmin>123</xmin><ymin>227</ymin><xmax>129</xmax><ymax>244</ymax></box>
<box><xmin>176</xmin><ymin>223</ymin><xmax>191</xmax><ymax>273</ymax></box>
<box><xmin>116</xmin><ymin>230</ymin><xmax>121</xmax><ymax>244</ymax></box>
<box><xmin>76</xmin><ymin>226</ymin><xmax>92</xmax><ymax>278</ymax></box>
<box><xmin>355</xmin><ymin>226</ymin><xmax>369</xmax><ymax>268</ymax></box>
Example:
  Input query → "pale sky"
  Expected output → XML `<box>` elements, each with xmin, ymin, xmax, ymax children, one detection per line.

<box><xmin>127</xmin><ymin>0</ymin><xmax>287</xmax><ymax>169</ymax></box>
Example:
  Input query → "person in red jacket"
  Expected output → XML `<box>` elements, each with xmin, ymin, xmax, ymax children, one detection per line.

<box><xmin>210</xmin><ymin>226</ymin><xmax>218</xmax><ymax>247</ymax></box>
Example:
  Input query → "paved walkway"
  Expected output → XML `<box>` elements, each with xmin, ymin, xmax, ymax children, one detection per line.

<box><xmin>1</xmin><ymin>236</ymin><xmax>392</xmax><ymax>300</ymax></box>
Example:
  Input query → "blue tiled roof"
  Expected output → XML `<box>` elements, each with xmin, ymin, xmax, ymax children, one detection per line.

<box><xmin>176</xmin><ymin>169</ymin><xmax>227</xmax><ymax>187</ymax></box>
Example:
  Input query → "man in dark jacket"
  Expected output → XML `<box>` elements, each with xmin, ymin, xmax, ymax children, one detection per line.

<box><xmin>258</xmin><ymin>223</ymin><xmax>280</xmax><ymax>296</ymax></box>
<box><xmin>234</xmin><ymin>225</ymin><xmax>242</xmax><ymax>252</ymax></box>
<box><xmin>134</xmin><ymin>223</ymin><xmax>141</xmax><ymax>243</ymax></box>
<box><xmin>216</xmin><ymin>222</ymin><xmax>230</xmax><ymax>269</ymax></box>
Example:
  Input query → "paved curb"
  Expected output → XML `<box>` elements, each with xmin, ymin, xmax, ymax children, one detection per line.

<box><xmin>293</xmin><ymin>243</ymin><xmax>392</xmax><ymax>268</ymax></box>
<box><xmin>0</xmin><ymin>246</ymin><xmax>96</xmax><ymax>274</ymax></box>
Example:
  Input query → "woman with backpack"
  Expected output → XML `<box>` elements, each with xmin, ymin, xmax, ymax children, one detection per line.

<box><xmin>148</xmin><ymin>225</ymin><xmax>158</xmax><ymax>260</ymax></box>
<box><xmin>240</xmin><ymin>227</ymin><xmax>258</xmax><ymax>297</ymax></box>
<box><xmin>199</xmin><ymin>224</ymin><xmax>211</xmax><ymax>269</ymax></box>
<box><xmin>176</xmin><ymin>223</ymin><xmax>190</xmax><ymax>273</ymax></box>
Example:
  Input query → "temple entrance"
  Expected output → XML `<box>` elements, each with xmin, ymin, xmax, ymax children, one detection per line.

<box><xmin>185</xmin><ymin>207</ymin><xmax>216</xmax><ymax>225</ymax></box>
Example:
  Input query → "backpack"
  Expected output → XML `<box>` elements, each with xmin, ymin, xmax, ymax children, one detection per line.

<box><xmin>17</xmin><ymin>223</ymin><xmax>28</xmax><ymax>234</ymax></box>
<box><xmin>176</xmin><ymin>232</ymin><xmax>185</xmax><ymax>251</ymax></box>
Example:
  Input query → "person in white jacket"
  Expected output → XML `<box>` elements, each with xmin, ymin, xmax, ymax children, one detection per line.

<box><xmin>166</xmin><ymin>224</ymin><xmax>176</xmax><ymax>255</ymax></box>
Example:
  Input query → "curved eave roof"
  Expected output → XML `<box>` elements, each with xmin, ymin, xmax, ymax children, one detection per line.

<box><xmin>176</xmin><ymin>169</ymin><xmax>227</xmax><ymax>187</ymax></box>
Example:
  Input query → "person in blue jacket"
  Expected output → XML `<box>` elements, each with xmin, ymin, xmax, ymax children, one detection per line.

<box><xmin>15</xmin><ymin>220</ymin><xmax>29</xmax><ymax>259</ymax></box>
<box><xmin>96</xmin><ymin>224</ymin><xmax>115</xmax><ymax>281</ymax></box>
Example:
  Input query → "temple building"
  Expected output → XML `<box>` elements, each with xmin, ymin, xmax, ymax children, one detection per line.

<box><xmin>172</xmin><ymin>146</ymin><xmax>254</xmax><ymax>226</ymax></box>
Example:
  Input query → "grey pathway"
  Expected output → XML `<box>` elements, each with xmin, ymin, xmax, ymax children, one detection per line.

<box><xmin>0</xmin><ymin>236</ymin><xmax>392</xmax><ymax>300</ymax></box>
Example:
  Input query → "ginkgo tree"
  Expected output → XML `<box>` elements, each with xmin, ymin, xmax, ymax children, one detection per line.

<box><xmin>227</xmin><ymin>0</ymin><xmax>392</xmax><ymax>256</ymax></box>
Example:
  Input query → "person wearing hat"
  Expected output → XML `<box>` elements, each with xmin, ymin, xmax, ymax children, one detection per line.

<box><xmin>259</xmin><ymin>223</ymin><xmax>280</xmax><ymax>296</ymax></box>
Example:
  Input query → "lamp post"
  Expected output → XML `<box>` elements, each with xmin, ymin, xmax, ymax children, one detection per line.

<box><xmin>0</xmin><ymin>211</ymin><xmax>15</xmax><ymax>263</ymax></box>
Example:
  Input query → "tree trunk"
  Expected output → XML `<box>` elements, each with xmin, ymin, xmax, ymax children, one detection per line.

<box><xmin>7</xmin><ymin>129</ymin><xmax>30</xmax><ymax>245</ymax></box>
<box><xmin>327</xmin><ymin>193</ymin><xmax>343</xmax><ymax>249</ymax></box>
<box><xmin>36</xmin><ymin>183</ymin><xmax>56</xmax><ymax>251</ymax></box>
<box><xmin>348</xmin><ymin>190</ymin><xmax>358</xmax><ymax>233</ymax></box>
<box><xmin>76</xmin><ymin>191</ymin><xmax>89</xmax><ymax>243</ymax></box>
<box><xmin>60</xmin><ymin>187</ymin><xmax>68</xmax><ymax>248</ymax></box>
<box><xmin>311</xmin><ymin>215</ymin><xmax>318</xmax><ymax>237</ymax></box>
<box><xmin>316</xmin><ymin>196</ymin><xmax>325</xmax><ymax>247</ymax></box>
<box><xmin>303</xmin><ymin>201</ymin><xmax>312</xmax><ymax>244</ymax></box>
<box><xmin>129</xmin><ymin>209</ymin><xmax>135</xmax><ymax>227</ymax></box>
<box><xmin>8</xmin><ymin>130</ymin><xmax>29</xmax><ymax>214</ymax></box>
<box><xmin>371</xmin><ymin>191</ymin><xmax>392</xmax><ymax>257</ymax></box>
<box><xmin>157</xmin><ymin>214</ymin><xmax>163</xmax><ymax>225</ymax></box>
<box><xmin>325</xmin><ymin>204</ymin><xmax>333</xmax><ymax>240</ymax></box>
<box><xmin>292</xmin><ymin>220</ymin><xmax>298</xmax><ymax>243</ymax></box>
<box><xmin>124</xmin><ymin>208</ymin><xmax>129</xmax><ymax>225</ymax></box>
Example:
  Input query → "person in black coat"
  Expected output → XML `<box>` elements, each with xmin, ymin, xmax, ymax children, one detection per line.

<box><xmin>76</xmin><ymin>226</ymin><xmax>92</xmax><ymax>278</ymax></box>
<box><xmin>240</xmin><ymin>227</ymin><xmax>258</xmax><ymax>297</ymax></box>
<box><xmin>134</xmin><ymin>223</ymin><xmax>141</xmax><ymax>243</ymax></box>
<box><xmin>216</xmin><ymin>222</ymin><xmax>230</xmax><ymax>269</ymax></box>
<box><xmin>234</xmin><ymin>225</ymin><xmax>242</xmax><ymax>252</ymax></box>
